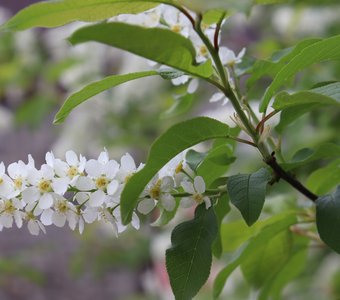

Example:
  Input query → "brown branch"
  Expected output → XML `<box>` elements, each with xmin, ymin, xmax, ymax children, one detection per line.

<box><xmin>265</xmin><ymin>153</ymin><xmax>318</xmax><ymax>202</ymax></box>
<box><xmin>256</xmin><ymin>110</ymin><xmax>279</xmax><ymax>133</ymax></box>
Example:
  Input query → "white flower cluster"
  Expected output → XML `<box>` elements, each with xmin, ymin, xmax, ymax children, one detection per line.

<box><xmin>0</xmin><ymin>150</ymin><xmax>211</xmax><ymax>236</ymax></box>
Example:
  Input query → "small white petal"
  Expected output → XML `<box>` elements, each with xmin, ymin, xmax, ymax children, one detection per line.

<box><xmin>187</xmin><ymin>78</ymin><xmax>199</xmax><ymax>94</ymax></box>
<box><xmin>0</xmin><ymin>214</ymin><xmax>13</xmax><ymax>228</ymax></box>
<box><xmin>181</xmin><ymin>180</ymin><xmax>195</xmax><ymax>194</ymax></box>
<box><xmin>65</xmin><ymin>150</ymin><xmax>78</xmax><ymax>166</ymax></box>
<box><xmin>161</xmin><ymin>194</ymin><xmax>176</xmax><ymax>211</ymax></box>
<box><xmin>131</xmin><ymin>212</ymin><xmax>140</xmax><ymax>230</ymax></box>
<box><xmin>194</xmin><ymin>176</ymin><xmax>206</xmax><ymax>194</ymax></box>
<box><xmin>53</xmin><ymin>212</ymin><xmax>67</xmax><ymax>227</ymax></box>
<box><xmin>38</xmin><ymin>193</ymin><xmax>54</xmax><ymax>209</ymax></box>
<box><xmin>203</xmin><ymin>196</ymin><xmax>211</xmax><ymax>209</ymax></box>
<box><xmin>85</xmin><ymin>160</ymin><xmax>103</xmax><ymax>177</ymax></box>
<box><xmin>83</xmin><ymin>208</ymin><xmax>98</xmax><ymax>223</ymax></box>
<box><xmin>137</xmin><ymin>198</ymin><xmax>156</xmax><ymax>215</ymax></box>
<box><xmin>121</xmin><ymin>153</ymin><xmax>136</xmax><ymax>171</ymax></box>
<box><xmin>107</xmin><ymin>180</ymin><xmax>119</xmax><ymax>195</ymax></box>
<box><xmin>22</xmin><ymin>187</ymin><xmax>40</xmax><ymax>204</ymax></box>
<box><xmin>89</xmin><ymin>190</ymin><xmax>106</xmax><ymax>207</ymax></box>
<box><xmin>209</xmin><ymin>92</ymin><xmax>225</xmax><ymax>103</ymax></box>
<box><xmin>52</xmin><ymin>177</ymin><xmax>69</xmax><ymax>195</ymax></box>
<box><xmin>27</xmin><ymin>220</ymin><xmax>40</xmax><ymax>235</ymax></box>
<box><xmin>98</xmin><ymin>150</ymin><xmax>109</xmax><ymax>164</ymax></box>
<box><xmin>104</xmin><ymin>160</ymin><xmax>119</xmax><ymax>179</ymax></box>
<box><xmin>180</xmin><ymin>197</ymin><xmax>195</xmax><ymax>208</ymax></box>
<box><xmin>41</xmin><ymin>209</ymin><xmax>53</xmax><ymax>225</ymax></box>
<box><xmin>75</xmin><ymin>176</ymin><xmax>95</xmax><ymax>191</ymax></box>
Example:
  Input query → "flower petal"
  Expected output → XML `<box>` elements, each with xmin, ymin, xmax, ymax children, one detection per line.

<box><xmin>137</xmin><ymin>198</ymin><xmax>156</xmax><ymax>215</ymax></box>
<box><xmin>194</xmin><ymin>176</ymin><xmax>206</xmax><ymax>194</ymax></box>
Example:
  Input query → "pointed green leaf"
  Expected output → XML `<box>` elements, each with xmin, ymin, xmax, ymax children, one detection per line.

<box><xmin>227</xmin><ymin>168</ymin><xmax>271</xmax><ymax>226</ymax></box>
<box><xmin>241</xmin><ymin>231</ymin><xmax>292</xmax><ymax>287</ymax></box>
<box><xmin>258</xmin><ymin>237</ymin><xmax>309</xmax><ymax>300</ymax></box>
<box><xmin>307</xmin><ymin>159</ymin><xmax>340</xmax><ymax>195</ymax></box>
<box><xmin>213</xmin><ymin>212</ymin><xmax>297</xmax><ymax>299</ymax></box>
<box><xmin>220</xmin><ymin>212</ymin><xmax>295</xmax><ymax>253</ymax></box>
<box><xmin>316</xmin><ymin>186</ymin><xmax>340</xmax><ymax>253</ymax></box>
<box><xmin>121</xmin><ymin>117</ymin><xmax>230</xmax><ymax>225</ymax></box>
<box><xmin>53</xmin><ymin>71</ymin><xmax>158</xmax><ymax>124</ymax></box>
<box><xmin>272</xmin><ymin>82</ymin><xmax>340</xmax><ymax>111</ymax></box>
<box><xmin>197</xmin><ymin>145</ymin><xmax>235</xmax><ymax>187</ymax></box>
<box><xmin>185</xmin><ymin>149</ymin><xmax>207</xmax><ymax>172</ymax></box>
<box><xmin>166</xmin><ymin>205</ymin><xmax>218</xmax><ymax>300</ymax></box>
<box><xmin>1</xmin><ymin>0</ymin><xmax>174</xmax><ymax>31</ymax></box>
<box><xmin>68</xmin><ymin>22</ymin><xmax>213</xmax><ymax>78</ymax></box>
<box><xmin>283</xmin><ymin>143</ymin><xmax>340</xmax><ymax>170</ymax></box>
<box><xmin>247</xmin><ymin>38</ymin><xmax>320</xmax><ymax>89</ymax></box>
<box><xmin>276</xmin><ymin>103</ymin><xmax>320</xmax><ymax>133</ymax></box>
<box><xmin>260</xmin><ymin>34</ymin><xmax>340</xmax><ymax>112</ymax></box>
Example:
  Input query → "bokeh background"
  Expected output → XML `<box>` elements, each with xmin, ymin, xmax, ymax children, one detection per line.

<box><xmin>0</xmin><ymin>1</ymin><xmax>340</xmax><ymax>299</ymax></box>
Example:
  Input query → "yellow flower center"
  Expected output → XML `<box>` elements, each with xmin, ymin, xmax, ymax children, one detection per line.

<box><xmin>56</xmin><ymin>201</ymin><xmax>68</xmax><ymax>213</ymax></box>
<box><xmin>95</xmin><ymin>176</ymin><xmax>109</xmax><ymax>190</ymax></box>
<box><xmin>67</xmin><ymin>166</ymin><xmax>78</xmax><ymax>178</ymax></box>
<box><xmin>14</xmin><ymin>178</ymin><xmax>23</xmax><ymax>189</ymax></box>
<box><xmin>4</xmin><ymin>200</ymin><xmax>15</xmax><ymax>214</ymax></box>
<box><xmin>0</xmin><ymin>177</ymin><xmax>3</xmax><ymax>185</ymax></box>
<box><xmin>38</xmin><ymin>179</ymin><xmax>52</xmax><ymax>193</ymax></box>
<box><xmin>171</xmin><ymin>24</ymin><xmax>181</xmax><ymax>33</ymax></box>
<box><xmin>175</xmin><ymin>162</ymin><xmax>183</xmax><ymax>174</ymax></box>
<box><xmin>150</xmin><ymin>179</ymin><xmax>161</xmax><ymax>199</ymax></box>
<box><xmin>199</xmin><ymin>45</ymin><xmax>208</xmax><ymax>57</ymax></box>
<box><xmin>193</xmin><ymin>193</ymin><xmax>203</xmax><ymax>204</ymax></box>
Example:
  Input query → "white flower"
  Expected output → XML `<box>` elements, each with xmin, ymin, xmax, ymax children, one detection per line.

<box><xmin>53</xmin><ymin>150</ymin><xmax>86</xmax><ymax>186</ymax></box>
<box><xmin>7</xmin><ymin>156</ymin><xmax>34</xmax><ymax>197</ymax></box>
<box><xmin>77</xmin><ymin>150</ymin><xmax>120</xmax><ymax>207</ymax></box>
<box><xmin>0</xmin><ymin>198</ymin><xmax>24</xmax><ymax>228</ymax></box>
<box><xmin>181</xmin><ymin>176</ymin><xmax>211</xmax><ymax>209</ymax></box>
<box><xmin>23</xmin><ymin>163</ymin><xmax>68</xmax><ymax>209</ymax></box>
<box><xmin>26</xmin><ymin>211</ymin><xmax>46</xmax><ymax>235</ymax></box>
<box><xmin>220</xmin><ymin>47</ymin><xmax>246</xmax><ymax>66</ymax></box>
<box><xmin>0</xmin><ymin>162</ymin><xmax>14</xmax><ymax>198</ymax></box>
<box><xmin>137</xmin><ymin>176</ymin><xmax>176</xmax><ymax>214</ymax></box>
<box><xmin>163</xmin><ymin>6</ymin><xmax>192</xmax><ymax>37</ymax></box>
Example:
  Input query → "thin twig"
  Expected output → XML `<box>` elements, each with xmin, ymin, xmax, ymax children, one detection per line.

<box><xmin>256</xmin><ymin>110</ymin><xmax>279</xmax><ymax>133</ymax></box>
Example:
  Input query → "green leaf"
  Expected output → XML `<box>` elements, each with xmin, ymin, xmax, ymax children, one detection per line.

<box><xmin>161</xmin><ymin>94</ymin><xmax>195</xmax><ymax>119</ymax></box>
<box><xmin>258</xmin><ymin>237</ymin><xmax>309</xmax><ymax>300</ymax></box>
<box><xmin>202</xmin><ymin>9</ymin><xmax>228</xmax><ymax>25</ymax></box>
<box><xmin>227</xmin><ymin>168</ymin><xmax>271</xmax><ymax>226</ymax></box>
<box><xmin>159</xmin><ymin>69</ymin><xmax>185</xmax><ymax>80</ymax></box>
<box><xmin>316</xmin><ymin>186</ymin><xmax>340</xmax><ymax>253</ymax></box>
<box><xmin>275</xmin><ymin>103</ymin><xmax>320</xmax><ymax>133</ymax></box>
<box><xmin>1</xmin><ymin>0</ymin><xmax>170</xmax><ymax>31</ymax></box>
<box><xmin>241</xmin><ymin>231</ymin><xmax>292</xmax><ymax>287</ymax></box>
<box><xmin>221</xmin><ymin>212</ymin><xmax>297</xmax><ymax>253</ymax></box>
<box><xmin>283</xmin><ymin>143</ymin><xmax>340</xmax><ymax>170</ymax></box>
<box><xmin>166</xmin><ymin>205</ymin><xmax>218</xmax><ymax>300</ymax></box>
<box><xmin>69</xmin><ymin>22</ymin><xmax>213</xmax><ymax>78</ymax></box>
<box><xmin>212</xmin><ymin>194</ymin><xmax>230</xmax><ymax>258</ymax></box>
<box><xmin>272</xmin><ymin>82</ymin><xmax>340</xmax><ymax>111</ymax></box>
<box><xmin>307</xmin><ymin>159</ymin><xmax>340</xmax><ymax>195</ymax></box>
<box><xmin>185</xmin><ymin>149</ymin><xmax>207</xmax><ymax>172</ymax></box>
<box><xmin>54</xmin><ymin>71</ymin><xmax>158</xmax><ymax>124</ymax></box>
<box><xmin>247</xmin><ymin>38</ymin><xmax>320</xmax><ymax>89</ymax></box>
<box><xmin>213</xmin><ymin>212</ymin><xmax>297</xmax><ymax>299</ymax></box>
<box><xmin>197</xmin><ymin>144</ymin><xmax>235</xmax><ymax>187</ymax></box>
<box><xmin>260</xmin><ymin>34</ymin><xmax>340</xmax><ymax>112</ymax></box>
<box><xmin>121</xmin><ymin>117</ymin><xmax>230</xmax><ymax>225</ymax></box>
